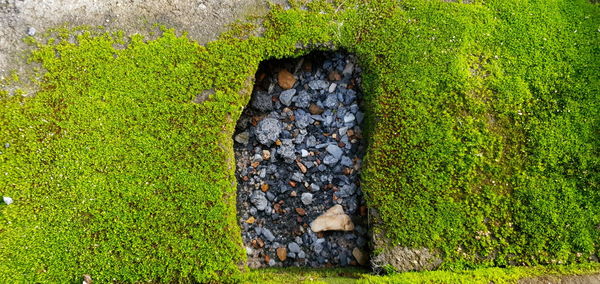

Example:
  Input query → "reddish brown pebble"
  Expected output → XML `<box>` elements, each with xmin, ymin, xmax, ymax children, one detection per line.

<box><xmin>289</xmin><ymin>181</ymin><xmax>297</xmax><ymax>187</ymax></box>
<box><xmin>309</xmin><ymin>103</ymin><xmax>324</xmax><ymax>115</ymax></box>
<box><xmin>297</xmin><ymin>161</ymin><xmax>307</xmax><ymax>174</ymax></box>
<box><xmin>242</xmin><ymin>176</ymin><xmax>249</xmax><ymax>182</ymax></box>
<box><xmin>278</xmin><ymin>69</ymin><xmax>296</xmax><ymax>89</ymax></box>
<box><xmin>338</xmin><ymin>142</ymin><xmax>346</xmax><ymax>147</ymax></box>
<box><xmin>276</xmin><ymin>247</ymin><xmax>287</xmax><ymax>261</ymax></box>
<box><xmin>295</xmin><ymin>208</ymin><xmax>306</xmax><ymax>216</ymax></box>
<box><xmin>264</xmin><ymin>254</ymin><xmax>271</xmax><ymax>263</ymax></box>
<box><xmin>251</xmin><ymin>161</ymin><xmax>260</xmax><ymax>168</ymax></box>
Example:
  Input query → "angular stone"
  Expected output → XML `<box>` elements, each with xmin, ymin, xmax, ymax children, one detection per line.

<box><xmin>309</xmin><ymin>80</ymin><xmax>329</xmax><ymax>90</ymax></box>
<box><xmin>234</xmin><ymin>131</ymin><xmax>249</xmax><ymax>144</ymax></box>
<box><xmin>309</xmin><ymin>205</ymin><xmax>354</xmax><ymax>232</ymax></box>
<box><xmin>278</xmin><ymin>69</ymin><xmax>296</xmax><ymax>89</ymax></box>
<box><xmin>255</xmin><ymin>118</ymin><xmax>281</xmax><ymax>146</ymax></box>
<box><xmin>326</xmin><ymin>144</ymin><xmax>343</xmax><ymax>160</ymax></box>
<box><xmin>353</xmin><ymin>247</ymin><xmax>368</xmax><ymax>265</ymax></box>
<box><xmin>279</xmin><ymin>89</ymin><xmax>296</xmax><ymax>106</ymax></box>
<box><xmin>250</xmin><ymin>191</ymin><xmax>268</xmax><ymax>211</ymax></box>
<box><xmin>250</xmin><ymin>90</ymin><xmax>273</xmax><ymax>112</ymax></box>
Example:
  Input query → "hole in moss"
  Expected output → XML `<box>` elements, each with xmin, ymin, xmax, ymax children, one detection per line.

<box><xmin>233</xmin><ymin>51</ymin><xmax>369</xmax><ymax>268</ymax></box>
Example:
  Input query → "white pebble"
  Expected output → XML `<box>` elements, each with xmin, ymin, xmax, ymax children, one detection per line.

<box><xmin>3</xmin><ymin>196</ymin><xmax>13</xmax><ymax>205</ymax></box>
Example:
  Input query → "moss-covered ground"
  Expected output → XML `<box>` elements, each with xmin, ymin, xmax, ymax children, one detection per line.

<box><xmin>0</xmin><ymin>0</ymin><xmax>598</xmax><ymax>282</ymax></box>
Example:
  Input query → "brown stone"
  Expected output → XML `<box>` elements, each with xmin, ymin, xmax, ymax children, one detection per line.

<box><xmin>297</xmin><ymin>161</ymin><xmax>307</xmax><ymax>174</ymax></box>
<box><xmin>275</xmin><ymin>139</ymin><xmax>282</xmax><ymax>146</ymax></box>
<box><xmin>328</xmin><ymin>71</ymin><xmax>342</xmax><ymax>81</ymax></box>
<box><xmin>359</xmin><ymin>206</ymin><xmax>368</xmax><ymax>216</ymax></box>
<box><xmin>289</xmin><ymin>181</ymin><xmax>297</xmax><ymax>187</ymax></box>
<box><xmin>338</xmin><ymin>142</ymin><xmax>346</xmax><ymax>148</ymax></box>
<box><xmin>309</xmin><ymin>205</ymin><xmax>355</xmax><ymax>232</ymax></box>
<box><xmin>264</xmin><ymin>254</ymin><xmax>270</xmax><ymax>263</ymax></box>
<box><xmin>309</xmin><ymin>103</ymin><xmax>324</xmax><ymax>115</ymax></box>
<box><xmin>245</xmin><ymin>216</ymin><xmax>256</xmax><ymax>224</ymax></box>
<box><xmin>347</xmin><ymin>129</ymin><xmax>355</xmax><ymax>137</ymax></box>
<box><xmin>278</xmin><ymin>69</ymin><xmax>296</xmax><ymax>89</ymax></box>
<box><xmin>261</xmin><ymin>184</ymin><xmax>269</xmax><ymax>192</ymax></box>
<box><xmin>276</xmin><ymin>247</ymin><xmax>287</xmax><ymax>261</ymax></box>
<box><xmin>242</xmin><ymin>176</ymin><xmax>249</xmax><ymax>182</ymax></box>
<box><xmin>295</xmin><ymin>208</ymin><xmax>306</xmax><ymax>216</ymax></box>
<box><xmin>251</xmin><ymin>161</ymin><xmax>260</xmax><ymax>168</ymax></box>
<box><xmin>353</xmin><ymin>248</ymin><xmax>368</xmax><ymax>265</ymax></box>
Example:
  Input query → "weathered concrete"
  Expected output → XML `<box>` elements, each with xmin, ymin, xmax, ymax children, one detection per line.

<box><xmin>0</xmin><ymin>0</ymin><xmax>285</xmax><ymax>77</ymax></box>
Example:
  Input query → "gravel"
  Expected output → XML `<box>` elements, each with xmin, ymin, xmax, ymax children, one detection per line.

<box><xmin>234</xmin><ymin>52</ymin><xmax>368</xmax><ymax>268</ymax></box>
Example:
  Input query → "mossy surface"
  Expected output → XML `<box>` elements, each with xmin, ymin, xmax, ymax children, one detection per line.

<box><xmin>0</xmin><ymin>0</ymin><xmax>598</xmax><ymax>282</ymax></box>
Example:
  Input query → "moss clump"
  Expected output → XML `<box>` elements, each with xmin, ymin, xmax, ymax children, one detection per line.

<box><xmin>0</xmin><ymin>0</ymin><xmax>598</xmax><ymax>281</ymax></box>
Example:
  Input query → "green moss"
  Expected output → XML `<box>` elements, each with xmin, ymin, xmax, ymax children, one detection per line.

<box><xmin>0</xmin><ymin>0</ymin><xmax>598</xmax><ymax>281</ymax></box>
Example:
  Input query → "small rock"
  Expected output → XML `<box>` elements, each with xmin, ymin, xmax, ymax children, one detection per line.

<box><xmin>262</xmin><ymin>150</ymin><xmax>271</xmax><ymax>160</ymax></box>
<box><xmin>250</xmin><ymin>191</ymin><xmax>268</xmax><ymax>211</ymax></box>
<box><xmin>2</xmin><ymin>196</ymin><xmax>13</xmax><ymax>205</ymax></box>
<box><xmin>278</xmin><ymin>70</ymin><xmax>296</xmax><ymax>89</ymax></box>
<box><xmin>295</xmin><ymin>208</ymin><xmax>306</xmax><ymax>216</ymax></box>
<box><xmin>300</xmin><ymin>149</ymin><xmax>309</xmax><ymax>157</ymax></box>
<box><xmin>255</xmin><ymin>118</ymin><xmax>282</xmax><ymax>146</ymax></box>
<box><xmin>309</xmin><ymin>103</ymin><xmax>324</xmax><ymax>115</ymax></box>
<box><xmin>296</xmin><ymin>161</ymin><xmax>307</xmax><ymax>174</ymax></box>
<box><xmin>328</xmin><ymin>71</ymin><xmax>342</xmax><ymax>81</ymax></box>
<box><xmin>343</xmin><ymin>62</ymin><xmax>354</xmax><ymax>75</ymax></box>
<box><xmin>234</xmin><ymin>132</ymin><xmax>250</xmax><ymax>144</ymax></box>
<box><xmin>27</xmin><ymin>27</ymin><xmax>36</xmax><ymax>36</ymax></box>
<box><xmin>262</xmin><ymin>228</ymin><xmax>276</xmax><ymax>242</ymax></box>
<box><xmin>279</xmin><ymin>89</ymin><xmax>296</xmax><ymax>106</ymax></box>
<box><xmin>288</xmin><ymin>242</ymin><xmax>301</xmax><ymax>253</ymax></box>
<box><xmin>246</xmin><ymin>216</ymin><xmax>256</xmax><ymax>224</ymax></box>
<box><xmin>309</xmin><ymin>80</ymin><xmax>329</xmax><ymax>90</ymax></box>
<box><xmin>352</xmin><ymin>247</ymin><xmax>368</xmax><ymax>265</ymax></box>
<box><xmin>344</xmin><ymin>113</ymin><xmax>356</xmax><ymax>123</ymax></box>
<box><xmin>261</xmin><ymin>184</ymin><xmax>269</xmax><ymax>192</ymax></box>
<box><xmin>328</xmin><ymin>83</ymin><xmax>337</xmax><ymax>93</ymax></box>
<box><xmin>309</xmin><ymin>205</ymin><xmax>355</xmax><ymax>232</ymax></box>
<box><xmin>277</xmin><ymin>247</ymin><xmax>287</xmax><ymax>261</ymax></box>
<box><xmin>326</xmin><ymin>144</ymin><xmax>343</xmax><ymax>160</ymax></box>
<box><xmin>251</xmin><ymin>91</ymin><xmax>273</xmax><ymax>112</ymax></box>
<box><xmin>301</xmin><ymin>193</ymin><xmax>313</xmax><ymax>205</ymax></box>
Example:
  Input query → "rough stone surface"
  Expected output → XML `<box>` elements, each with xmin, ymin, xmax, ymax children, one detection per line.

<box><xmin>310</xmin><ymin>205</ymin><xmax>355</xmax><ymax>232</ymax></box>
<box><xmin>0</xmin><ymin>0</ymin><xmax>287</xmax><ymax>88</ymax></box>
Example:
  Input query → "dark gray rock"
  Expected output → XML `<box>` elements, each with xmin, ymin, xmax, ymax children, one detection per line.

<box><xmin>250</xmin><ymin>191</ymin><xmax>268</xmax><ymax>211</ymax></box>
<box><xmin>255</xmin><ymin>118</ymin><xmax>281</xmax><ymax>146</ymax></box>
<box><xmin>251</xmin><ymin>91</ymin><xmax>273</xmax><ymax>112</ymax></box>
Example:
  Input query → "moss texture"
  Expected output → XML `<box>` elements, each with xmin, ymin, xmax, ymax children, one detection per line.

<box><xmin>0</xmin><ymin>0</ymin><xmax>598</xmax><ymax>282</ymax></box>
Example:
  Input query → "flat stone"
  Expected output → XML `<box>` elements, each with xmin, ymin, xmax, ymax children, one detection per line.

<box><xmin>353</xmin><ymin>248</ymin><xmax>368</xmax><ymax>265</ymax></box>
<box><xmin>309</xmin><ymin>205</ymin><xmax>355</xmax><ymax>232</ymax></box>
<box><xmin>328</xmin><ymin>83</ymin><xmax>337</xmax><ymax>93</ymax></box>
<box><xmin>262</xmin><ymin>228</ymin><xmax>276</xmax><ymax>242</ymax></box>
<box><xmin>344</xmin><ymin>113</ymin><xmax>356</xmax><ymax>123</ymax></box>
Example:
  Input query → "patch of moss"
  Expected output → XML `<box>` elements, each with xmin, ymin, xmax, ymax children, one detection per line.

<box><xmin>0</xmin><ymin>0</ymin><xmax>598</xmax><ymax>281</ymax></box>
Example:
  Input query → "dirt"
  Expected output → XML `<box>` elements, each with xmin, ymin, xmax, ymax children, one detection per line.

<box><xmin>0</xmin><ymin>0</ymin><xmax>286</xmax><ymax>78</ymax></box>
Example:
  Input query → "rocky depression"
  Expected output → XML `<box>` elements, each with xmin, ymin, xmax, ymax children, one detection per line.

<box><xmin>234</xmin><ymin>52</ymin><xmax>369</xmax><ymax>268</ymax></box>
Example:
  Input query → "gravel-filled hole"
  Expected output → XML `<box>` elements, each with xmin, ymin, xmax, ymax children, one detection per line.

<box><xmin>234</xmin><ymin>51</ymin><xmax>369</xmax><ymax>268</ymax></box>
